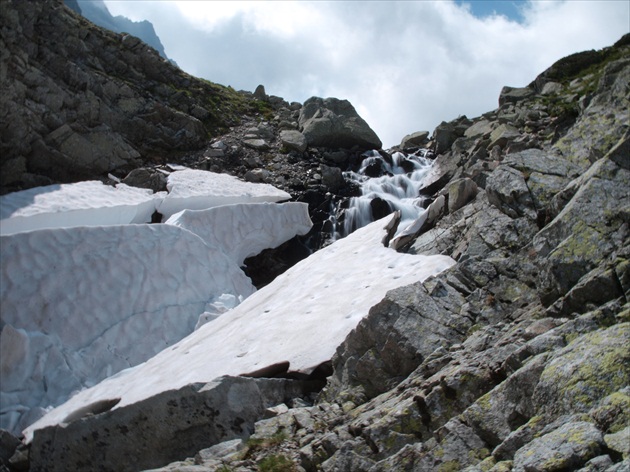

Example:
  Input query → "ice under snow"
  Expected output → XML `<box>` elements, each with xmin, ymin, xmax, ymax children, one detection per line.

<box><xmin>23</xmin><ymin>213</ymin><xmax>455</xmax><ymax>441</ymax></box>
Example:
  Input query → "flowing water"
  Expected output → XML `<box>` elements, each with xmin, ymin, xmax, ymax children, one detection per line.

<box><xmin>333</xmin><ymin>149</ymin><xmax>434</xmax><ymax>240</ymax></box>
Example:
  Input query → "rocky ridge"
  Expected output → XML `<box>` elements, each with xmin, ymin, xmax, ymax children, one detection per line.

<box><xmin>64</xmin><ymin>0</ymin><xmax>170</xmax><ymax>61</ymax></box>
<box><xmin>1</xmin><ymin>0</ymin><xmax>629</xmax><ymax>469</ymax></box>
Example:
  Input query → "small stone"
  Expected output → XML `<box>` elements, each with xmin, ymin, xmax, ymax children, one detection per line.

<box><xmin>604</xmin><ymin>426</ymin><xmax>630</xmax><ymax>458</ymax></box>
<box><xmin>242</xmin><ymin>138</ymin><xmax>270</xmax><ymax>151</ymax></box>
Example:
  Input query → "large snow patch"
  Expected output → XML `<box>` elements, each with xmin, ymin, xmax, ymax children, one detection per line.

<box><xmin>158</xmin><ymin>169</ymin><xmax>291</xmax><ymax>220</ymax></box>
<box><xmin>0</xmin><ymin>223</ymin><xmax>256</xmax><ymax>434</ymax></box>
<box><xmin>0</xmin><ymin>170</ymin><xmax>293</xmax><ymax>235</ymax></box>
<box><xmin>24</xmin><ymin>214</ymin><xmax>456</xmax><ymax>441</ymax></box>
<box><xmin>0</xmin><ymin>181</ymin><xmax>162</xmax><ymax>235</ymax></box>
<box><xmin>165</xmin><ymin>202</ymin><xmax>312</xmax><ymax>266</ymax></box>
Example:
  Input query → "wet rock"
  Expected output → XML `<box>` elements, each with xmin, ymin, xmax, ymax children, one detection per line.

<box><xmin>320</xmin><ymin>164</ymin><xmax>344</xmax><ymax>192</ymax></box>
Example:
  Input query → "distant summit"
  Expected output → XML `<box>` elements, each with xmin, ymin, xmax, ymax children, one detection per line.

<box><xmin>64</xmin><ymin>0</ymin><xmax>171</xmax><ymax>61</ymax></box>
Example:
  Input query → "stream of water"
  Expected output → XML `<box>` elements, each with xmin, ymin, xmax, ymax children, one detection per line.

<box><xmin>333</xmin><ymin>149</ymin><xmax>434</xmax><ymax>240</ymax></box>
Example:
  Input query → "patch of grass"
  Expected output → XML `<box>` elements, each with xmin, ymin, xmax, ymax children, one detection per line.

<box><xmin>257</xmin><ymin>454</ymin><xmax>296</xmax><ymax>472</ymax></box>
<box><xmin>244</xmin><ymin>430</ymin><xmax>290</xmax><ymax>460</ymax></box>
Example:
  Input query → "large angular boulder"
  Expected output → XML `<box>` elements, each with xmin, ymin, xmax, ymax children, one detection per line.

<box><xmin>321</xmin><ymin>276</ymin><xmax>468</xmax><ymax>404</ymax></box>
<box><xmin>280</xmin><ymin>129</ymin><xmax>307</xmax><ymax>153</ymax></box>
<box><xmin>298</xmin><ymin>97</ymin><xmax>382</xmax><ymax>150</ymax></box>
<box><xmin>29</xmin><ymin>376</ymin><xmax>312</xmax><ymax>472</ymax></box>
<box><xmin>400</xmin><ymin>131</ymin><xmax>429</xmax><ymax>150</ymax></box>
<box><xmin>498</xmin><ymin>86</ymin><xmax>535</xmax><ymax>106</ymax></box>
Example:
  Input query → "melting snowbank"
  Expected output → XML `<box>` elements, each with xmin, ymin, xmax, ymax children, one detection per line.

<box><xmin>0</xmin><ymin>170</ymin><xmax>310</xmax><ymax>435</ymax></box>
<box><xmin>158</xmin><ymin>169</ymin><xmax>291</xmax><ymax>220</ymax></box>
<box><xmin>165</xmin><ymin>202</ymin><xmax>312</xmax><ymax>266</ymax></box>
<box><xmin>0</xmin><ymin>224</ymin><xmax>255</xmax><ymax>434</ymax></box>
<box><xmin>0</xmin><ymin>181</ymin><xmax>162</xmax><ymax>235</ymax></box>
<box><xmin>23</xmin><ymin>214</ymin><xmax>455</xmax><ymax>442</ymax></box>
<box><xmin>0</xmin><ymin>169</ymin><xmax>292</xmax><ymax>235</ymax></box>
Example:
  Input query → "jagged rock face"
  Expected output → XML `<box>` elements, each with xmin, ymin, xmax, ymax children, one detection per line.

<box><xmin>0</xmin><ymin>0</ymin><xmax>251</xmax><ymax>194</ymax></box>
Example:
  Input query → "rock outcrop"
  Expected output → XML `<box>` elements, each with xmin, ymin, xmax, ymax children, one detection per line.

<box><xmin>30</xmin><ymin>376</ymin><xmax>317</xmax><ymax>472</ymax></box>
<box><xmin>0</xmin><ymin>0</ymin><xmax>263</xmax><ymax>192</ymax></box>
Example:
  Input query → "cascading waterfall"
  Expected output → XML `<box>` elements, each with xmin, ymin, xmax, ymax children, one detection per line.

<box><xmin>340</xmin><ymin>149</ymin><xmax>433</xmax><ymax>238</ymax></box>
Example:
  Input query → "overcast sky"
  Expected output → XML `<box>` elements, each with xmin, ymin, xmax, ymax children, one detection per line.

<box><xmin>104</xmin><ymin>1</ymin><xmax>628</xmax><ymax>148</ymax></box>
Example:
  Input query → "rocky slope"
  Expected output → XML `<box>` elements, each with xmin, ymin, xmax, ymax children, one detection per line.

<box><xmin>140</xmin><ymin>36</ymin><xmax>629</xmax><ymax>472</ymax></box>
<box><xmin>1</xmin><ymin>0</ymin><xmax>629</xmax><ymax>470</ymax></box>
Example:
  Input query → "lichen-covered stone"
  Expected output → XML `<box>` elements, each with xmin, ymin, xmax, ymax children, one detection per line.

<box><xmin>512</xmin><ymin>421</ymin><xmax>604</xmax><ymax>472</ymax></box>
<box><xmin>604</xmin><ymin>426</ymin><xmax>630</xmax><ymax>459</ymax></box>
<box><xmin>533</xmin><ymin>323</ymin><xmax>630</xmax><ymax>417</ymax></box>
<box><xmin>589</xmin><ymin>387</ymin><xmax>630</xmax><ymax>434</ymax></box>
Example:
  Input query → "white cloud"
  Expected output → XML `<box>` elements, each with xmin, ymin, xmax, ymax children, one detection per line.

<box><xmin>104</xmin><ymin>0</ymin><xmax>629</xmax><ymax>147</ymax></box>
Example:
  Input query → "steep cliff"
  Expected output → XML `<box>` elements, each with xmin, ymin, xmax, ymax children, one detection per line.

<box><xmin>64</xmin><ymin>0</ymin><xmax>170</xmax><ymax>61</ymax></box>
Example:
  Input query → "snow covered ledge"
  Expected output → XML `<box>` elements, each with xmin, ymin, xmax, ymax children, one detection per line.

<box><xmin>23</xmin><ymin>213</ymin><xmax>456</xmax><ymax>442</ymax></box>
<box><xmin>165</xmin><ymin>202</ymin><xmax>312</xmax><ymax>267</ymax></box>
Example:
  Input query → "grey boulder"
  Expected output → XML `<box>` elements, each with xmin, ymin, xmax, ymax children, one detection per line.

<box><xmin>298</xmin><ymin>97</ymin><xmax>382</xmax><ymax>150</ymax></box>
